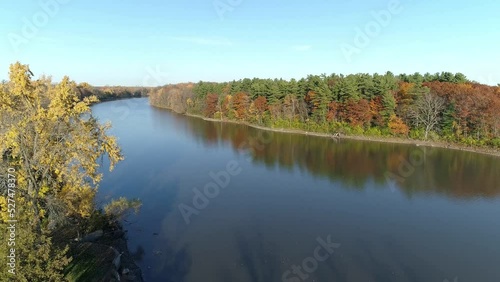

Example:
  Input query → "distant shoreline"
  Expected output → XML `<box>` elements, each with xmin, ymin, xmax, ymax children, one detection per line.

<box><xmin>151</xmin><ymin>104</ymin><xmax>500</xmax><ymax>158</ymax></box>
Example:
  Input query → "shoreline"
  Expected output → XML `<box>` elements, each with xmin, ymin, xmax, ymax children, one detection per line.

<box><xmin>157</xmin><ymin>106</ymin><xmax>500</xmax><ymax>158</ymax></box>
<box><xmin>95</xmin><ymin>98</ymin><xmax>145</xmax><ymax>281</ymax></box>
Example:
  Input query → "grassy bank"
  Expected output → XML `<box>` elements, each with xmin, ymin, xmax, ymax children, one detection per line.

<box><xmin>154</xmin><ymin>105</ymin><xmax>500</xmax><ymax>158</ymax></box>
<box><xmin>54</xmin><ymin>212</ymin><xmax>143</xmax><ymax>282</ymax></box>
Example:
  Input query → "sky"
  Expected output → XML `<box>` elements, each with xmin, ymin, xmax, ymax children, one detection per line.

<box><xmin>1</xmin><ymin>0</ymin><xmax>499</xmax><ymax>86</ymax></box>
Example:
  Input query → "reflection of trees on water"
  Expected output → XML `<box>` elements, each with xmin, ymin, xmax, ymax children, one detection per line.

<box><xmin>174</xmin><ymin>114</ymin><xmax>500</xmax><ymax>199</ymax></box>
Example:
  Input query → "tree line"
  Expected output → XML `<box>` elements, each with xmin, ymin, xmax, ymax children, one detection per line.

<box><xmin>149</xmin><ymin>72</ymin><xmax>500</xmax><ymax>148</ymax></box>
<box><xmin>76</xmin><ymin>83</ymin><xmax>150</xmax><ymax>102</ymax></box>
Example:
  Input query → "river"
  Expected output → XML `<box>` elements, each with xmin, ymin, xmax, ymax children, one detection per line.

<box><xmin>92</xmin><ymin>98</ymin><xmax>500</xmax><ymax>282</ymax></box>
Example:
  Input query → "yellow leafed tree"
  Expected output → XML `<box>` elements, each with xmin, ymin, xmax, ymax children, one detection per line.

<box><xmin>0</xmin><ymin>62</ymin><xmax>124</xmax><ymax>281</ymax></box>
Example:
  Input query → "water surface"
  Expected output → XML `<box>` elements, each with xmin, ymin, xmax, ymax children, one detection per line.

<box><xmin>93</xmin><ymin>98</ymin><xmax>500</xmax><ymax>282</ymax></box>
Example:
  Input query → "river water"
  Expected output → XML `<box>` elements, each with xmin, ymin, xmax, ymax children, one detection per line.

<box><xmin>92</xmin><ymin>98</ymin><xmax>500</xmax><ymax>282</ymax></box>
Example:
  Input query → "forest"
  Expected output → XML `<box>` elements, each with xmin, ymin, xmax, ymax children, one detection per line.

<box><xmin>76</xmin><ymin>83</ymin><xmax>150</xmax><ymax>101</ymax></box>
<box><xmin>149</xmin><ymin>72</ymin><xmax>500</xmax><ymax>148</ymax></box>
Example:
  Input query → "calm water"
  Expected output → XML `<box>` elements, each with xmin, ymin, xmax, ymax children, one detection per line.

<box><xmin>92</xmin><ymin>98</ymin><xmax>500</xmax><ymax>282</ymax></box>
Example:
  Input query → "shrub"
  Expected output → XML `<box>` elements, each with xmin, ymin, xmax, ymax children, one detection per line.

<box><xmin>365</xmin><ymin>127</ymin><xmax>382</xmax><ymax>136</ymax></box>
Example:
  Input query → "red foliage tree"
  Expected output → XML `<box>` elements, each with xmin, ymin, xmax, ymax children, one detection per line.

<box><xmin>252</xmin><ymin>96</ymin><xmax>268</xmax><ymax>124</ymax></box>
<box><xmin>326</xmin><ymin>101</ymin><xmax>338</xmax><ymax>122</ymax></box>
<box><xmin>254</xmin><ymin>96</ymin><xmax>268</xmax><ymax>113</ymax></box>
<box><xmin>233</xmin><ymin>92</ymin><xmax>250</xmax><ymax>120</ymax></box>
<box><xmin>369</xmin><ymin>96</ymin><xmax>384</xmax><ymax>126</ymax></box>
<box><xmin>205</xmin><ymin>93</ymin><xmax>218</xmax><ymax>118</ymax></box>
<box><xmin>424</xmin><ymin>81</ymin><xmax>500</xmax><ymax>138</ymax></box>
<box><xmin>338</xmin><ymin>99</ymin><xmax>372</xmax><ymax>127</ymax></box>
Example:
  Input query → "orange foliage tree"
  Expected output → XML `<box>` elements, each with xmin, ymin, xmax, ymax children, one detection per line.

<box><xmin>388</xmin><ymin>114</ymin><xmax>409</xmax><ymax>136</ymax></box>
<box><xmin>338</xmin><ymin>99</ymin><xmax>372</xmax><ymax>127</ymax></box>
<box><xmin>326</xmin><ymin>101</ymin><xmax>339</xmax><ymax>122</ymax></box>
<box><xmin>233</xmin><ymin>92</ymin><xmax>250</xmax><ymax>120</ymax></box>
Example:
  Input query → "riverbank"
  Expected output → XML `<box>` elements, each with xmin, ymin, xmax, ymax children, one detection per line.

<box><xmin>60</xmin><ymin>217</ymin><xmax>144</xmax><ymax>281</ymax></box>
<box><xmin>66</xmin><ymin>97</ymin><xmax>147</xmax><ymax>281</ymax></box>
<box><xmin>86</xmin><ymin>96</ymin><xmax>147</xmax><ymax>282</ymax></box>
<box><xmin>177</xmin><ymin>109</ymin><xmax>500</xmax><ymax>158</ymax></box>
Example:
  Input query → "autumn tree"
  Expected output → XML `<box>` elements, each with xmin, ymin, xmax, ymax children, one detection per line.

<box><xmin>369</xmin><ymin>96</ymin><xmax>384</xmax><ymax>126</ymax></box>
<box><xmin>233</xmin><ymin>92</ymin><xmax>250</xmax><ymax>120</ymax></box>
<box><xmin>205</xmin><ymin>93</ymin><xmax>218</xmax><ymax>118</ymax></box>
<box><xmin>0</xmin><ymin>62</ymin><xmax>124</xmax><ymax>280</ymax></box>
<box><xmin>220</xmin><ymin>94</ymin><xmax>232</xmax><ymax>119</ymax></box>
<box><xmin>339</xmin><ymin>98</ymin><xmax>372</xmax><ymax>127</ymax></box>
<box><xmin>409</xmin><ymin>92</ymin><xmax>446</xmax><ymax>139</ymax></box>
<box><xmin>388</xmin><ymin>115</ymin><xmax>409</xmax><ymax>136</ymax></box>
<box><xmin>253</xmin><ymin>96</ymin><xmax>268</xmax><ymax>124</ymax></box>
<box><xmin>326</xmin><ymin>101</ymin><xmax>339</xmax><ymax>122</ymax></box>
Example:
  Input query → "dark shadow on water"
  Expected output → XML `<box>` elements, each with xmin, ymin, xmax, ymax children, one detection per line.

<box><xmin>233</xmin><ymin>231</ymin><xmax>280</xmax><ymax>282</ymax></box>
<box><xmin>148</xmin><ymin>242</ymin><xmax>192</xmax><ymax>282</ymax></box>
<box><xmin>131</xmin><ymin>245</ymin><xmax>145</xmax><ymax>263</ymax></box>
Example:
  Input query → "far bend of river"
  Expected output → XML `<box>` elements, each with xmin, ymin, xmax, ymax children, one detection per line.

<box><xmin>92</xmin><ymin>98</ymin><xmax>500</xmax><ymax>282</ymax></box>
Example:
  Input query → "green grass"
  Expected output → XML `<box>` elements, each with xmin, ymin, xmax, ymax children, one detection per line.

<box><xmin>64</xmin><ymin>242</ymin><xmax>115</xmax><ymax>282</ymax></box>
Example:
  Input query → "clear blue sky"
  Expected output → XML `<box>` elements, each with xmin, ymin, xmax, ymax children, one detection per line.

<box><xmin>1</xmin><ymin>0</ymin><xmax>499</xmax><ymax>86</ymax></box>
